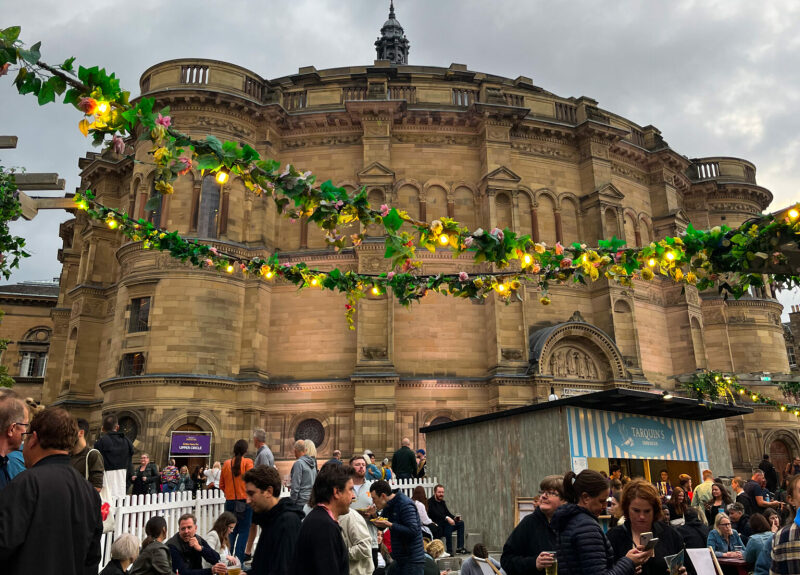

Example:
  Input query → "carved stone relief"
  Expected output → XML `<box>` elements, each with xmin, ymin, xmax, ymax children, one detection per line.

<box><xmin>548</xmin><ymin>345</ymin><xmax>603</xmax><ymax>380</ymax></box>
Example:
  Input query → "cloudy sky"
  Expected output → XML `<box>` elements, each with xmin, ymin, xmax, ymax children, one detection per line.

<box><xmin>3</xmin><ymin>0</ymin><xmax>800</xmax><ymax>313</ymax></box>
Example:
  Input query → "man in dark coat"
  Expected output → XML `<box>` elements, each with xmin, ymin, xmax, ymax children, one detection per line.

<box><xmin>244</xmin><ymin>464</ymin><xmax>304</xmax><ymax>574</ymax></box>
<box><xmin>166</xmin><ymin>513</ymin><xmax>227</xmax><ymax>575</ymax></box>
<box><xmin>391</xmin><ymin>437</ymin><xmax>417</xmax><ymax>479</ymax></box>
<box><xmin>94</xmin><ymin>413</ymin><xmax>133</xmax><ymax>501</ymax></box>
<box><xmin>428</xmin><ymin>484</ymin><xmax>467</xmax><ymax>555</ymax></box>
<box><xmin>0</xmin><ymin>406</ymin><xmax>103</xmax><ymax>575</ymax></box>
<box><xmin>371</xmin><ymin>479</ymin><xmax>425</xmax><ymax>574</ymax></box>
<box><xmin>290</xmin><ymin>463</ymin><xmax>354</xmax><ymax>575</ymax></box>
<box><xmin>677</xmin><ymin>508</ymin><xmax>711</xmax><ymax>575</ymax></box>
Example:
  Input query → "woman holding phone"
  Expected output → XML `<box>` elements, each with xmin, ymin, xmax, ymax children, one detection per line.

<box><xmin>607</xmin><ymin>479</ymin><xmax>687</xmax><ymax>575</ymax></box>
<box><xmin>552</xmin><ymin>470</ymin><xmax>652</xmax><ymax>575</ymax></box>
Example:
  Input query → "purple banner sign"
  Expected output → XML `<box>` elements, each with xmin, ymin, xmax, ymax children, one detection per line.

<box><xmin>170</xmin><ymin>432</ymin><xmax>212</xmax><ymax>456</ymax></box>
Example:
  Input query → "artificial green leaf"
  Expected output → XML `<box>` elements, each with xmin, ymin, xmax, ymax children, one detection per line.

<box><xmin>37</xmin><ymin>82</ymin><xmax>55</xmax><ymax>105</ymax></box>
<box><xmin>63</xmin><ymin>88</ymin><xmax>80</xmax><ymax>106</ymax></box>
<box><xmin>2</xmin><ymin>27</ymin><xmax>21</xmax><ymax>43</ymax></box>
<box><xmin>144</xmin><ymin>195</ymin><xmax>161</xmax><ymax>212</ymax></box>
<box><xmin>61</xmin><ymin>56</ymin><xmax>76</xmax><ymax>72</ymax></box>
<box><xmin>195</xmin><ymin>154</ymin><xmax>220</xmax><ymax>171</ymax></box>
<box><xmin>49</xmin><ymin>75</ymin><xmax>66</xmax><ymax>95</ymax></box>
<box><xmin>204</xmin><ymin>135</ymin><xmax>224</xmax><ymax>156</ymax></box>
<box><xmin>383</xmin><ymin>208</ymin><xmax>403</xmax><ymax>233</ymax></box>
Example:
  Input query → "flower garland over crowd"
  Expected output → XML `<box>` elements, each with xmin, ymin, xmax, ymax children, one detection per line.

<box><xmin>2</xmin><ymin>26</ymin><xmax>800</xmax><ymax>338</ymax></box>
<box><xmin>682</xmin><ymin>370</ymin><xmax>800</xmax><ymax>415</ymax></box>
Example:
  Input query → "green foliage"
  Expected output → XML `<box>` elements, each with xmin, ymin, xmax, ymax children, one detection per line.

<box><xmin>0</xmin><ymin>166</ymin><xmax>29</xmax><ymax>280</ymax></box>
<box><xmin>0</xmin><ymin>310</ymin><xmax>13</xmax><ymax>388</ymax></box>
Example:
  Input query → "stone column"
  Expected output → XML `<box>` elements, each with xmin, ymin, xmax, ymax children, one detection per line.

<box><xmin>511</xmin><ymin>191</ymin><xmax>520</xmax><ymax>233</ymax></box>
<box><xmin>554</xmin><ymin>210</ymin><xmax>563</xmax><ymax>244</ymax></box>
<box><xmin>219</xmin><ymin>189</ymin><xmax>230</xmax><ymax>237</ymax></box>
<box><xmin>531</xmin><ymin>206</ymin><xmax>539</xmax><ymax>242</ymax></box>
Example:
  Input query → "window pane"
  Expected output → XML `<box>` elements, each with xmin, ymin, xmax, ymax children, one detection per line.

<box><xmin>198</xmin><ymin>177</ymin><xmax>220</xmax><ymax>238</ymax></box>
<box><xmin>121</xmin><ymin>352</ymin><xmax>145</xmax><ymax>376</ymax></box>
<box><xmin>129</xmin><ymin>297</ymin><xmax>151</xmax><ymax>333</ymax></box>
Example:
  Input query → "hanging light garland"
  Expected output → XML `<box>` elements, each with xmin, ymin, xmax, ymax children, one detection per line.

<box><xmin>682</xmin><ymin>370</ymin><xmax>800</xmax><ymax>415</ymax></box>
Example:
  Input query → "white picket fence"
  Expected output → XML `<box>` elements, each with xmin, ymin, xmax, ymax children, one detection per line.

<box><xmin>99</xmin><ymin>477</ymin><xmax>437</xmax><ymax>569</ymax></box>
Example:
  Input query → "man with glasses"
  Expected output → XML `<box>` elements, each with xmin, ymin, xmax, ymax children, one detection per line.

<box><xmin>0</xmin><ymin>390</ymin><xmax>29</xmax><ymax>489</ymax></box>
<box><xmin>501</xmin><ymin>475</ymin><xmax>564</xmax><ymax>575</ymax></box>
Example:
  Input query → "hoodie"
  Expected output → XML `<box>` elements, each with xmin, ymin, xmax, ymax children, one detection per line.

<box><xmin>289</xmin><ymin>454</ymin><xmax>317</xmax><ymax>506</ymax></box>
<box><xmin>551</xmin><ymin>503</ymin><xmax>634</xmax><ymax>575</ymax></box>
<box><xmin>251</xmin><ymin>498</ymin><xmax>305</xmax><ymax>575</ymax></box>
<box><xmin>93</xmin><ymin>432</ymin><xmax>133</xmax><ymax>471</ymax></box>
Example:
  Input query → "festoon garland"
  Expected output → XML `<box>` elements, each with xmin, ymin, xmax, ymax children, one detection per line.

<box><xmin>3</xmin><ymin>26</ymin><xmax>800</xmax><ymax>329</ymax></box>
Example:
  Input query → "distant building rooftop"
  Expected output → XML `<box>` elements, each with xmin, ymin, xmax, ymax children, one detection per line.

<box><xmin>0</xmin><ymin>281</ymin><xmax>60</xmax><ymax>298</ymax></box>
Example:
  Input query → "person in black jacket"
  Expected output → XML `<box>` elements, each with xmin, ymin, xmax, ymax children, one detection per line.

<box><xmin>371</xmin><ymin>479</ymin><xmax>425</xmax><ymax>574</ymax></box>
<box><xmin>607</xmin><ymin>479</ymin><xmax>687</xmax><ymax>575</ymax></box>
<box><xmin>290</xmin><ymin>463</ymin><xmax>354</xmax><ymax>575</ymax></box>
<box><xmin>391</xmin><ymin>438</ymin><xmax>418</xmax><ymax>479</ymax></box>
<box><xmin>243</xmin><ymin>464</ymin><xmax>304</xmax><ymax>575</ymax></box>
<box><xmin>758</xmin><ymin>454</ymin><xmax>778</xmax><ymax>493</ymax></box>
<box><xmin>501</xmin><ymin>474</ymin><xmax>565</xmax><ymax>575</ymax></box>
<box><xmin>94</xmin><ymin>413</ymin><xmax>133</xmax><ymax>501</ymax></box>
<box><xmin>551</xmin><ymin>469</ymin><xmax>651</xmax><ymax>575</ymax></box>
<box><xmin>166</xmin><ymin>513</ymin><xmax>227</xmax><ymax>575</ymax></box>
<box><xmin>0</xmin><ymin>406</ymin><xmax>103</xmax><ymax>575</ymax></box>
<box><xmin>676</xmin><ymin>508</ymin><xmax>710</xmax><ymax>575</ymax></box>
<box><xmin>428</xmin><ymin>484</ymin><xmax>467</xmax><ymax>555</ymax></box>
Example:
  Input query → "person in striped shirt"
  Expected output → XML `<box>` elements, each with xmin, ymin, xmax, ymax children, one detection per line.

<box><xmin>770</xmin><ymin>473</ymin><xmax>800</xmax><ymax>575</ymax></box>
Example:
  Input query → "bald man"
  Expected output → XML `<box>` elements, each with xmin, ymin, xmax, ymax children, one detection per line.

<box><xmin>391</xmin><ymin>437</ymin><xmax>417</xmax><ymax>479</ymax></box>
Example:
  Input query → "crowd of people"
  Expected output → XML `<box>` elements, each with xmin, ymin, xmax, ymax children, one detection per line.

<box><xmin>5</xmin><ymin>387</ymin><xmax>800</xmax><ymax>575</ymax></box>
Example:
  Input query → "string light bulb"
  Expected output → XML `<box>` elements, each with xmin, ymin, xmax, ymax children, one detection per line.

<box><xmin>215</xmin><ymin>167</ymin><xmax>230</xmax><ymax>185</ymax></box>
<box><xmin>781</xmin><ymin>405</ymin><xmax>787</xmax><ymax>412</ymax></box>
<box><xmin>665</xmin><ymin>251</ymin><xmax>675</xmax><ymax>261</ymax></box>
<box><xmin>310</xmin><ymin>277</ymin><xmax>319</xmax><ymax>286</ymax></box>
<box><xmin>265</xmin><ymin>270</ymin><xmax>274</xmax><ymax>279</ymax></box>
<box><xmin>438</xmin><ymin>233</ymin><xmax>450</xmax><ymax>246</ymax></box>
<box><xmin>106</xmin><ymin>217</ymin><xmax>118</xmax><ymax>229</ymax></box>
<box><xmin>226</xmin><ymin>264</ymin><xmax>234</xmax><ymax>273</ymax></box>
<box><xmin>496</xmin><ymin>283</ymin><xmax>507</xmax><ymax>293</ymax></box>
<box><xmin>523</xmin><ymin>254</ymin><xmax>532</xmax><ymax>266</ymax></box>
<box><xmin>648</xmin><ymin>258</ymin><xmax>656</xmax><ymax>267</ymax></box>
<box><xmin>738</xmin><ymin>388</ymin><xmax>745</xmax><ymax>395</ymax></box>
<box><xmin>371</xmin><ymin>285</ymin><xmax>381</xmax><ymax>296</ymax></box>
<box><xmin>751</xmin><ymin>394</ymin><xmax>758</xmax><ymax>402</ymax></box>
<box><xmin>96</xmin><ymin>102</ymin><xmax>109</xmax><ymax>114</ymax></box>
<box><xmin>795</xmin><ymin>409</ymin><xmax>799</xmax><ymax>417</ymax></box>
<box><xmin>789</xmin><ymin>208</ymin><xmax>799</xmax><ymax>220</ymax></box>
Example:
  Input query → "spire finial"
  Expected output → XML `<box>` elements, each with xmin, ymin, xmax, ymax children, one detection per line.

<box><xmin>389</xmin><ymin>0</ymin><xmax>395</xmax><ymax>18</ymax></box>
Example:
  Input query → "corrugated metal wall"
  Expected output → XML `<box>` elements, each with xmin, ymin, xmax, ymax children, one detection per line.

<box><xmin>424</xmin><ymin>408</ymin><xmax>571</xmax><ymax>550</ymax></box>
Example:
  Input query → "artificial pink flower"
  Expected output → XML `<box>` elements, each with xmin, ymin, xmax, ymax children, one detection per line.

<box><xmin>560</xmin><ymin>258</ymin><xmax>573</xmax><ymax>269</ymax></box>
<box><xmin>112</xmin><ymin>135</ymin><xmax>125</xmax><ymax>155</ymax></box>
<box><xmin>464</xmin><ymin>236</ymin><xmax>474</xmax><ymax>248</ymax></box>
<box><xmin>459</xmin><ymin>271</ymin><xmax>469</xmax><ymax>281</ymax></box>
<box><xmin>335</xmin><ymin>200</ymin><xmax>344</xmax><ymax>209</ymax></box>
<box><xmin>0</xmin><ymin>63</ymin><xmax>10</xmax><ymax>77</ymax></box>
<box><xmin>78</xmin><ymin>97</ymin><xmax>98</xmax><ymax>115</ymax></box>
<box><xmin>555</xmin><ymin>242</ymin><xmax>564</xmax><ymax>255</ymax></box>
<box><xmin>209</xmin><ymin>247</ymin><xmax>219</xmax><ymax>255</ymax></box>
<box><xmin>531</xmin><ymin>263</ymin><xmax>541</xmax><ymax>273</ymax></box>
<box><xmin>205</xmin><ymin>258</ymin><xmax>213</xmax><ymax>266</ymax></box>
<box><xmin>402</xmin><ymin>260</ymin><xmax>414</xmax><ymax>272</ymax></box>
<box><xmin>387</xmin><ymin>271</ymin><xmax>395</xmax><ymax>280</ymax></box>
<box><xmin>156</xmin><ymin>113</ymin><xmax>171</xmax><ymax>127</ymax></box>
<box><xmin>177</xmin><ymin>156</ymin><xmax>193</xmax><ymax>176</ymax></box>
<box><xmin>491</xmin><ymin>227</ymin><xmax>504</xmax><ymax>241</ymax></box>
<box><xmin>380</xmin><ymin>204</ymin><xmax>390</xmax><ymax>217</ymax></box>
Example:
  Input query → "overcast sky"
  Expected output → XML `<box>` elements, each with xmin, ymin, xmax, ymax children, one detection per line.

<box><xmin>3</xmin><ymin>0</ymin><xmax>800</xmax><ymax>314</ymax></box>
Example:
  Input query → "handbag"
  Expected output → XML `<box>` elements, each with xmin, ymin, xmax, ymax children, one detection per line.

<box><xmin>86</xmin><ymin>448</ymin><xmax>115</xmax><ymax>533</ymax></box>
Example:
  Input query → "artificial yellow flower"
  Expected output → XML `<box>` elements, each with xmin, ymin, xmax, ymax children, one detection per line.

<box><xmin>685</xmin><ymin>271</ymin><xmax>697</xmax><ymax>284</ymax></box>
<box><xmin>539</xmin><ymin>296</ymin><xmax>551</xmax><ymax>305</ymax></box>
<box><xmin>673</xmin><ymin>268</ymin><xmax>684</xmax><ymax>281</ymax></box>
<box><xmin>154</xmin><ymin>180</ymin><xmax>174</xmax><ymax>194</ymax></box>
<box><xmin>589</xmin><ymin>266</ymin><xmax>600</xmax><ymax>281</ymax></box>
<box><xmin>474</xmin><ymin>278</ymin><xmax>484</xmax><ymax>288</ymax></box>
<box><xmin>153</xmin><ymin>147</ymin><xmax>170</xmax><ymax>163</ymax></box>
<box><xmin>534</xmin><ymin>243</ymin><xmax>546</xmax><ymax>254</ymax></box>
<box><xmin>641</xmin><ymin>268</ymin><xmax>654</xmax><ymax>281</ymax></box>
<box><xmin>510</xmin><ymin>279</ymin><xmax>521</xmax><ymax>290</ymax></box>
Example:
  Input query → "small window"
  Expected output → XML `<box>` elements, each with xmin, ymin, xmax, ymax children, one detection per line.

<box><xmin>129</xmin><ymin>297</ymin><xmax>151</xmax><ymax>333</ymax></box>
<box><xmin>120</xmin><ymin>352</ymin><xmax>146</xmax><ymax>376</ymax></box>
<box><xmin>19</xmin><ymin>351</ymin><xmax>47</xmax><ymax>378</ymax></box>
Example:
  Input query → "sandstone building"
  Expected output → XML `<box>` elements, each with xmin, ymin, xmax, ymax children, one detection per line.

<box><xmin>2</xmin><ymin>5</ymin><xmax>799</xmax><ymax>478</ymax></box>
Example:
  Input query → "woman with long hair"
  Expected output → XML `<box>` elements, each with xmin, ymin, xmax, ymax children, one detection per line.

<box><xmin>667</xmin><ymin>486</ymin><xmax>688</xmax><ymax>526</ymax></box>
<box><xmin>551</xmin><ymin>469</ymin><xmax>651</xmax><ymax>575</ymax></box>
<box><xmin>411</xmin><ymin>485</ymin><xmax>440</xmax><ymax>540</ymax></box>
<box><xmin>203</xmin><ymin>511</ymin><xmax>238</xmax><ymax>568</ymax></box>
<box><xmin>219</xmin><ymin>439</ymin><xmax>254</xmax><ymax>564</ymax></box>
<box><xmin>607</xmin><ymin>479</ymin><xmax>687</xmax><ymax>575</ymax></box>
<box><xmin>707</xmin><ymin>512</ymin><xmax>744</xmax><ymax>558</ymax></box>
<box><xmin>744</xmin><ymin>513</ymin><xmax>774</xmax><ymax>575</ymax></box>
<box><xmin>705</xmin><ymin>482</ymin><xmax>733</xmax><ymax>525</ymax></box>
<box><xmin>204</xmin><ymin>460</ymin><xmax>221</xmax><ymax>490</ymax></box>
<box><xmin>129</xmin><ymin>516</ymin><xmax>172</xmax><ymax>575</ymax></box>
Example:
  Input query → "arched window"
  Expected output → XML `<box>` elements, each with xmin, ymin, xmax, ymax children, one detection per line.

<box><xmin>18</xmin><ymin>327</ymin><xmax>51</xmax><ymax>379</ymax></box>
<box><xmin>197</xmin><ymin>176</ymin><xmax>221</xmax><ymax>238</ymax></box>
<box><xmin>294</xmin><ymin>418</ymin><xmax>325</xmax><ymax>446</ymax></box>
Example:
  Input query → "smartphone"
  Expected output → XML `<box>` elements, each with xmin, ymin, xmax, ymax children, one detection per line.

<box><xmin>640</xmin><ymin>532</ymin><xmax>654</xmax><ymax>550</ymax></box>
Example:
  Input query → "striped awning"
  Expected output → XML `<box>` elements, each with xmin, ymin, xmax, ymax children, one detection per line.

<box><xmin>566</xmin><ymin>407</ymin><xmax>709</xmax><ymax>463</ymax></box>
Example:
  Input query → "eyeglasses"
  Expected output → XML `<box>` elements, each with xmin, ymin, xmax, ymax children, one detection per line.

<box><xmin>13</xmin><ymin>422</ymin><xmax>30</xmax><ymax>431</ymax></box>
<box><xmin>719</xmin><ymin>522</ymin><xmax>731</xmax><ymax>527</ymax></box>
<box><xmin>539</xmin><ymin>490</ymin><xmax>561</xmax><ymax>498</ymax></box>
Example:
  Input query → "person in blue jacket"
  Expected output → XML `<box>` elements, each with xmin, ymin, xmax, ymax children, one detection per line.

<box><xmin>371</xmin><ymin>479</ymin><xmax>425</xmax><ymax>575</ymax></box>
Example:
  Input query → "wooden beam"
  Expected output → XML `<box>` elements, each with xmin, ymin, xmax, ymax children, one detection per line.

<box><xmin>0</xmin><ymin>136</ymin><xmax>19</xmax><ymax>149</ymax></box>
<box><xmin>17</xmin><ymin>191</ymin><xmax>75</xmax><ymax>221</ymax></box>
<box><xmin>14</xmin><ymin>173</ymin><xmax>66</xmax><ymax>191</ymax></box>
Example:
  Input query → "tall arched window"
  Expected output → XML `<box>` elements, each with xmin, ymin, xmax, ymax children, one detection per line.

<box><xmin>197</xmin><ymin>176</ymin><xmax>221</xmax><ymax>238</ymax></box>
<box><xmin>147</xmin><ymin>187</ymin><xmax>163</xmax><ymax>229</ymax></box>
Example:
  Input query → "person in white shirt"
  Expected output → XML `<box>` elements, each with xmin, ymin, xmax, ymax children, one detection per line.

<box><xmin>204</xmin><ymin>461</ymin><xmax>221</xmax><ymax>489</ymax></box>
<box><xmin>411</xmin><ymin>485</ymin><xmax>441</xmax><ymax>540</ymax></box>
<box><xmin>202</xmin><ymin>511</ymin><xmax>239</xmax><ymax>568</ymax></box>
<box><xmin>349</xmin><ymin>454</ymin><xmax>379</xmax><ymax>568</ymax></box>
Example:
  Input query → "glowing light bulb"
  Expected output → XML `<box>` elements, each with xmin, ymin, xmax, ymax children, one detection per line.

<box><xmin>648</xmin><ymin>258</ymin><xmax>656</xmax><ymax>267</ymax></box>
<box><xmin>665</xmin><ymin>251</ymin><xmax>675</xmax><ymax>261</ymax></box>
<box><xmin>265</xmin><ymin>271</ymin><xmax>274</xmax><ymax>279</ymax></box>
<box><xmin>438</xmin><ymin>233</ymin><xmax>450</xmax><ymax>246</ymax></box>
<box><xmin>523</xmin><ymin>254</ymin><xmax>532</xmax><ymax>265</ymax></box>
<box><xmin>497</xmin><ymin>284</ymin><xmax>506</xmax><ymax>293</ymax></box>
<box><xmin>738</xmin><ymin>388</ymin><xmax>745</xmax><ymax>395</ymax></box>
<box><xmin>751</xmin><ymin>394</ymin><xmax>758</xmax><ymax>401</ymax></box>
<box><xmin>794</xmin><ymin>410</ymin><xmax>799</xmax><ymax>417</ymax></box>
<box><xmin>789</xmin><ymin>209</ymin><xmax>799</xmax><ymax>220</ymax></box>
<box><xmin>226</xmin><ymin>264</ymin><xmax>234</xmax><ymax>273</ymax></box>
<box><xmin>371</xmin><ymin>285</ymin><xmax>381</xmax><ymax>296</ymax></box>
<box><xmin>106</xmin><ymin>217</ymin><xmax>118</xmax><ymax>229</ymax></box>
<box><xmin>781</xmin><ymin>405</ymin><xmax>787</xmax><ymax>412</ymax></box>
<box><xmin>96</xmin><ymin>102</ymin><xmax>109</xmax><ymax>114</ymax></box>
<box><xmin>215</xmin><ymin>168</ymin><xmax>230</xmax><ymax>185</ymax></box>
